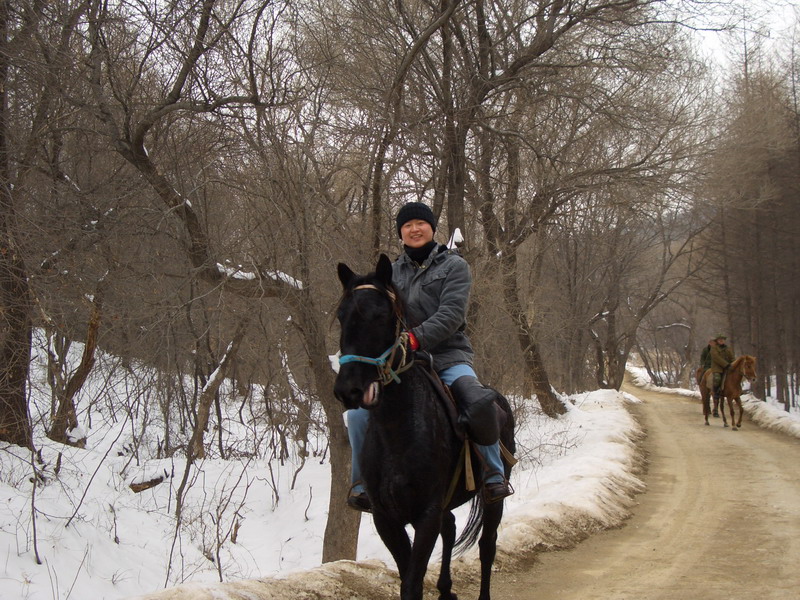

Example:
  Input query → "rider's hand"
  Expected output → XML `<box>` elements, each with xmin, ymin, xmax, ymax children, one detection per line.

<box><xmin>405</xmin><ymin>330</ymin><xmax>420</xmax><ymax>352</ymax></box>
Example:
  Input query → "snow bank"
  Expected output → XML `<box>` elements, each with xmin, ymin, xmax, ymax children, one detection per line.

<box><xmin>742</xmin><ymin>397</ymin><xmax>800</xmax><ymax>439</ymax></box>
<box><xmin>130</xmin><ymin>390</ymin><xmax>645</xmax><ymax>600</ymax></box>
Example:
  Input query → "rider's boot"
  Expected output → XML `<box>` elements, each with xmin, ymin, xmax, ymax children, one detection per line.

<box><xmin>449</xmin><ymin>376</ymin><xmax>512</xmax><ymax>503</ymax></box>
<box><xmin>472</xmin><ymin>440</ymin><xmax>512</xmax><ymax>503</ymax></box>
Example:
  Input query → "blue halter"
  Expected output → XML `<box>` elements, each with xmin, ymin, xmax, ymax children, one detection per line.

<box><xmin>339</xmin><ymin>345</ymin><xmax>394</xmax><ymax>368</ymax></box>
<box><xmin>339</xmin><ymin>344</ymin><xmax>403</xmax><ymax>383</ymax></box>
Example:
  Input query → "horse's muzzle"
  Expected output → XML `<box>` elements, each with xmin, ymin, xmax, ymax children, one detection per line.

<box><xmin>334</xmin><ymin>376</ymin><xmax>380</xmax><ymax>410</ymax></box>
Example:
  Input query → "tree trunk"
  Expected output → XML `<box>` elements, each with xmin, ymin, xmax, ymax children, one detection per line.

<box><xmin>0</xmin><ymin>236</ymin><xmax>33</xmax><ymax>449</ymax></box>
<box><xmin>48</xmin><ymin>287</ymin><xmax>105</xmax><ymax>447</ymax></box>
<box><xmin>189</xmin><ymin>318</ymin><xmax>249</xmax><ymax>461</ymax></box>
<box><xmin>0</xmin><ymin>1</ymin><xmax>32</xmax><ymax>449</ymax></box>
<box><xmin>370</xmin><ymin>127</ymin><xmax>392</xmax><ymax>259</ymax></box>
<box><xmin>291</xmin><ymin>300</ymin><xmax>361</xmax><ymax>562</ymax></box>
<box><xmin>606</xmin><ymin>343</ymin><xmax>633</xmax><ymax>390</ymax></box>
<box><xmin>321</xmin><ymin>395</ymin><xmax>361</xmax><ymax>562</ymax></box>
<box><xmin>499</xmin><ymin>251</ymin><xmax>565</xmax><ymax>416</ymax></box>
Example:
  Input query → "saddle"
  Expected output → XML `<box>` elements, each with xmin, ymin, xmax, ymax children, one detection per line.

<box><xmin>416</xmin><ymin>358</ymin><xmax>511</xmax><ymax>442</ymax></box>
<box><xmin>416</xmin><ymin>358</ymin><xmax>517</xmax><ymax>479</ymax></box>
<box><xmin>699</xmin><ymin>367</ymin><xmax>727</xmax><ymax>393</ymax></box>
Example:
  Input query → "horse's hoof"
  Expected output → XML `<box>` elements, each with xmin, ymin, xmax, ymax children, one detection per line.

<box><xmin>713</xmin><ymin>412</ymin><xmax>719</xmax><ymax>417</ymax></box>
<box><xmin>704</xmin><ymin>422</ymin><xmax>709</xmax><ymax>426</ymax></box>
<box><xmin>732</xmin><ymin>427</ymin><xmax>738</xmax><ymax>431</ymax></box>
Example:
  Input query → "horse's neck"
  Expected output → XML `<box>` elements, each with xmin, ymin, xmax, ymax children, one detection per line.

<box><xmin>729</xmin><ymin>357</ymin><xmax>744</xmax><ymax>375</ymax></box>
<box><xmin>726</xmin><ymin>360</ymin><xmax>744</xmax><ymax>386</ymax></box>
<box><xmin>374</xmin><ymin>371</ymin><xmax>439</xmax><ymax>440</ymax></box>
<box><xmin>377</xmin><ymin>375</ymin><xmax>420</xmax><ymax>416</ymax></box>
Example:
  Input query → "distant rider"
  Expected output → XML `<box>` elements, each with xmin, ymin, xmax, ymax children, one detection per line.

<box><xmin>699</xmin><ymin>338</ymin><xmax>715</xmax><ymax>372</ymax></box>
<box><xmin>709</xmin><ymin>334</ymin><xmax>734</xmax><ymax>402</ymax></box>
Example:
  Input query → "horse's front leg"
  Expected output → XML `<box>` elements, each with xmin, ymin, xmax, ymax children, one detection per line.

<box><xmin>402</xmin><ymin>508</ymin><xmax>443</xmax><ymax>600</ymax></box>
<box><xmin>726</xmin><ymin>396</ymin><xmax>738</xmax><ymax>430</ymax></box>
<box><xmin>436</xmin><ymin>511</ymin><xmax>457</xmax><ymax>600</ymax></box>
<box><xmin>734</xmin><ymin>397</ymin><xmax>743</xmax><ymax>429</ymax></box>
<box><xmin>372</xmin><ymin>511</ymin><xmax>412</xmax><ymax>582</ymax></box>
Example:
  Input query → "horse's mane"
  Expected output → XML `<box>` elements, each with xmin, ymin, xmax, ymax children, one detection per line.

<box><xmin>731</xmin><ymin>355</ymin><xmax>755</xmax><ymax>370</ymax></box>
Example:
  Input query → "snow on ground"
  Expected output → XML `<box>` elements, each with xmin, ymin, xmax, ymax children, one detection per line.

<box><xmin>2</xmin><ymin>350</ymin><xmax>797</xmax><ymax>600</ymax></box>
<box><xmin>129</xmin><ymin>388</ymin><xmax>646</xmax><ymax>600</ymax></box>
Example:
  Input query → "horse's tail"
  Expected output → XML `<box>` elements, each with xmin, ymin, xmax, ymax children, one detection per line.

<box><xmin>453</xmin><ymin>389</ymin><xmax>515</xmax><ymax>555</ymax></box>
<box><xmin>453</xmin><ymin>496</ymin><xmax>483</xmax><ymax>556</ymax></box>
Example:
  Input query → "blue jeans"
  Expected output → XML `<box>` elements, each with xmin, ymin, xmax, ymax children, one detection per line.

<box><xmin>347</xmin><ymin>365</ymin><xmax>505</xmax><ymax>494</ymax></box>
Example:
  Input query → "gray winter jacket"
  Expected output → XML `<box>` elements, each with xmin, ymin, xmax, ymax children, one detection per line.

<box><xmin>392</xmin><ymin>245</ymin><xmax>474</xmax><ymax>371</ymax></box>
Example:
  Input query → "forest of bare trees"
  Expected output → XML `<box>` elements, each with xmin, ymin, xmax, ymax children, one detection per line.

<box><xmin>1</xmin><ymin>0</ymin><xmax>798</xmax><ymax>565</ymax></box>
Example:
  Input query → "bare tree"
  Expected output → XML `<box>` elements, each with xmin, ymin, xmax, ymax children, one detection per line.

<box><xmin>702</xmin><ymin>51</ymin><xmax>800</xmax><ymax>407</ymax></box>
<box><xmin>77</xmin><ymin>0</ymin><xmax>369</xmax><ymax>561</ymax></box>
<box><xmin>3</xmin><ymin>0</ymin><xmax>771</xmax><ymax>580</ymax></box>
<box><xmin>1</xmin><ymin>0</ymin><xmax>95</xmax><ymax>448</ymax></box>
<box><xmin>327</xmin><ymin>0</ymin><xmax>726</xmax><ymax>410</ymax></box>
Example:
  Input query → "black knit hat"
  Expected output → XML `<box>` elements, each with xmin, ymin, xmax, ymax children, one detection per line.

<box><xmin>395</xmin><ymin>202</ymin><xmax>437</xmax><ymax>237</ymax></box>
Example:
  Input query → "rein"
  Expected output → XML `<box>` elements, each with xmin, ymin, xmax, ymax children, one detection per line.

<box><xmin>338</xmin><ymin>284</ymin><xmax>415</xmax><ymax>385</ymax></box>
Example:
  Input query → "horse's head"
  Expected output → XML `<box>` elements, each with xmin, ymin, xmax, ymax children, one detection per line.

<box><xmin>333</xmin><ymin>254</ymin><xmax>404</xmax><ymax>410</ymax></box>
<box><xmin>741</xmin><ymin>355</ymin><xmax>757</xmax><ymax>382</ymax></box>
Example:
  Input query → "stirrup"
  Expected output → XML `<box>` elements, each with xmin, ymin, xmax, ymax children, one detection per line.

<box><xmin>482</xmin><ymin>472</ymin><xmax>514</xmax><ymax>504</ymax></box>
<box><xmin>347</xmin><ymin>482</ymin><xmax>372</xmax><ymax>513</ymax></box>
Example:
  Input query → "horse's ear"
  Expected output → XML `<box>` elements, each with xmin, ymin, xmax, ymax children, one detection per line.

<box><xmin>376</xmin><ymin>254</ymin><xmax>393</xmax><ymax>286</ymax></box>
<box><xmin>337</xmin><ymin>263</ymin><xmax>355</xmax><ymax>288</ymax></box>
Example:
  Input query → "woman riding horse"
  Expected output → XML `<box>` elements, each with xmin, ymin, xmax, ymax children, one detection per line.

<box><xmin>345</xmin><ymin>202</ymin><xmax>511</xmax><ymax>512</ymax></box>
<box><xmin>334</xmin><ymin>253</ymin><xmax>515</xmax><ymax>600</ymax></box>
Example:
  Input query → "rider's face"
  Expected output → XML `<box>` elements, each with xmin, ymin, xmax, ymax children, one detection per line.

<box><xmin>400</xmin><ymin>219</ymin><xmax>434</xmax><ymax>248</ymax></box>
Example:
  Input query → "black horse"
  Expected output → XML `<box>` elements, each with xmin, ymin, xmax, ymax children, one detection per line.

<box><xmin>333</xmin><ymin>254</ymin><xmax>515</xmax><ymax>600</ymax></box>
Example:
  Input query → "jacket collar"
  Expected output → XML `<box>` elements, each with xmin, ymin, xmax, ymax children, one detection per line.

<box><xmin>399</xmin><ymin>243</ymin><xmax>446</xmax><ymax>269</ymax></box>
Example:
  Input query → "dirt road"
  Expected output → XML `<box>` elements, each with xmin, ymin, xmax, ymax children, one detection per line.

<box><xmin>464</xmin><ymin>384</ymin><xmax>800</xmax><ymax>600</ymax></box>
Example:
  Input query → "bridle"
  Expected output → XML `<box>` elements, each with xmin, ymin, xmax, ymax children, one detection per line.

<box><xmin>732</xmin><ymin>356</ymin><xmax>757</xmax><ymax>383</ymax></box>
<box><xmin>338</xmin><ymin>284</ymin><xmax>415</xmax><ymax>385</ymax></box>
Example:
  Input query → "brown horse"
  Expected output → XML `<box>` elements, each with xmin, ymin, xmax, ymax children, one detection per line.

<box><xmin>698</xmin><ymin>356</ymin><xmax>757</xmax><ymax>429</ymax></box>
<box><xmin>719</xmin><ymin>355</ymin><xmax>757</xmax><ymax>429</ymax></box>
